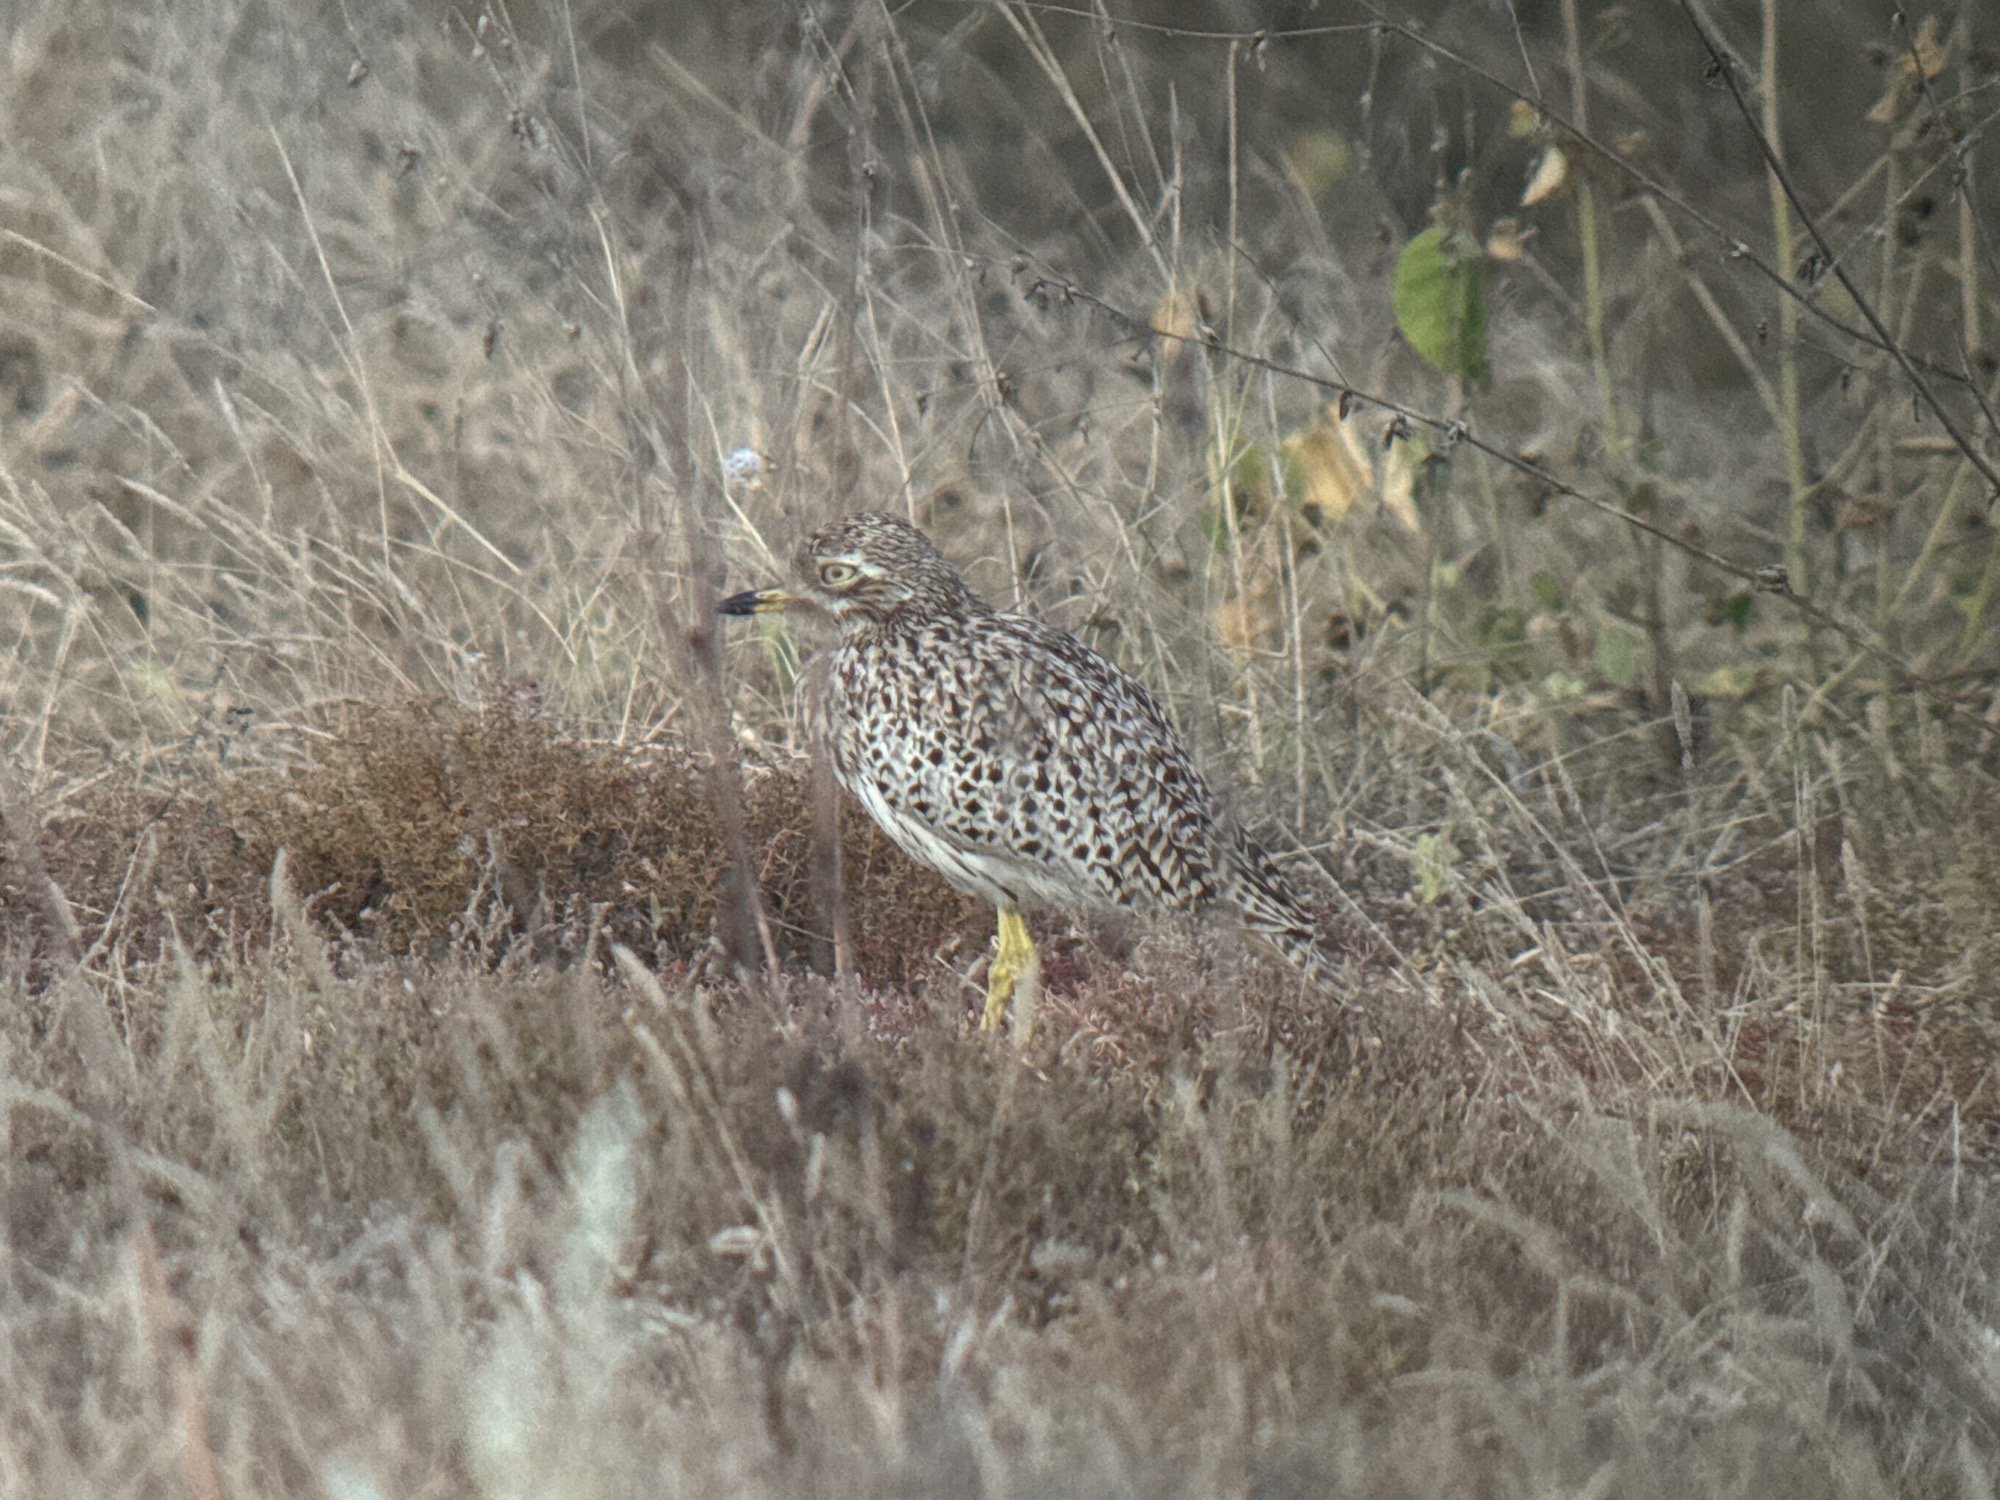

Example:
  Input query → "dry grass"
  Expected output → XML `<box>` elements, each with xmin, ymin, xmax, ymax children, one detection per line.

<box><xmin>4</xmin><ymin>0</ymin><xmax>2000</xmax><ymax>1493</ymax></box>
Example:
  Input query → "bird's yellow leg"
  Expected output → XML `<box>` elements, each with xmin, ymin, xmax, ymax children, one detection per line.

<box><xmin>981</xmin><ymin>907</ymin><xmax>1038</xmax><ymax>1033</ymax></box>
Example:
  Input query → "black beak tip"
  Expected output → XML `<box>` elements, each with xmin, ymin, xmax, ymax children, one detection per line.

<box><xmin>716</xmin><ymin>590</ymin><xmax>763</xmax><ymax>617</ymax></box>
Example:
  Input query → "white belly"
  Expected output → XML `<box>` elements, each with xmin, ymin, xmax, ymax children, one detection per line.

<box><xmin>848</xmin><ymin>773</ymin><xmax>1077</xmax><ymax>912</ymax></box>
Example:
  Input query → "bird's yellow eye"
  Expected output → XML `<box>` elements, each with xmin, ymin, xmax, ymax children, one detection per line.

<box><xmin>818</xmin><ymin>561</ymin><xmax>858</xmax><ymax>587</ymax></box>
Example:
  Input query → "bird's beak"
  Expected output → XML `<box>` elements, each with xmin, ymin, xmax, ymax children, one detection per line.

<box><xmin>717</xmin><ymin>587</ymin><xmax>793</xmax><ymax>616</ymax></box>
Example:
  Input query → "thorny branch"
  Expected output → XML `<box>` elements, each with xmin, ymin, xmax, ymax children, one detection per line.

<box><xmin>990</xmin><ymin>2</ymin><xmax>1993</xmax><ymax>412</ymax></box>
<box><xmin>1672</xmin><ymin>0</ymin><xmax>2000</xmax><ymax>503</ymax></box>
<box><xmin>1014</xmin><ymin>263</ymin><xmax>1998</xmax><ymax>743</ymax></box>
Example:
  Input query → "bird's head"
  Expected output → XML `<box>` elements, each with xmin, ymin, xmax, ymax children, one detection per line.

<box><xmin>718</xmin><ymin>512</ymin><xmax>976</xmax><ymax>636</ymax></box>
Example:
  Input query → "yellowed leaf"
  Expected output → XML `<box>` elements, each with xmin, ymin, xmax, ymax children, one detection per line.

<box><xmin>1379</xmin><ymin>440</ymin><xmax>1423</xmax><ymax>535</ymax></box>
<box><xmin>1835</xmin><ymin>493</ymin><xmax>1892</xmax><ymax>532</ymax></box>
<box><xmin>1486</xmin><ymin>217</ymin><xmax>1528</xmax><ymax>262</ymax></box>
<box><xmin>1911</xmin><ymin>15</ymin><xmax>1950</xmax><ymax>76</ymax></box>
<box><xmin>126</xmin><ymin>658</ymin><xmax>195</xmax><ymax>731</ymax></box>
<box><xmin>1868</xmin><ymin>15</ymin><xmax>1949</xmax><ymax>125</ymax></box>
<box><xmin>1153</xmin><ymin>285</ymin><xmax>1198</xmax><ymax>349</ymax></box>
<box><xmin>1210</xmin><ymin>526</ymin><xmax>1287</xmax><ymax>656</ymax></box>
<box><xmin>1508</xmin><ymin>99</ymin><xmax>1541</xmax><ymax>138</ymax></box>
<box><xmin>1701</xmin><ymin>663</ymin><xmax>1763</xmax><ymax>699</ymax></box>
<box><xmin>1211</xmin><ymin>588</ymin><xmax>1277</xmax><ymax>654</ymax></box>
<box><xmin>1280</xmin><ymin>406</ymin><xmax>1373</xmax><ymax>523</ymax></box>
<box><xmin>1521</xmin><ymin>144</ymin><xmax>1569</xmax><ymax>207</ymax></box>
<box><xmin>1283</xmin><ymin>130</ymin><xmax>1352</xmax><ymax>199</ymax></box>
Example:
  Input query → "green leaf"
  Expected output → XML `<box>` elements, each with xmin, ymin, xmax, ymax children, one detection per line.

<box><xmin>1285</xmin><ymin>130</ymin><xmax>1353</xmax><ymax>197</ymax></box>
<box><xmin>1469</xmin><ymin>604</ymin><xmax>1533</xmax><ymax>684</ymax></box>
<box><xmin>1595</xmin><ymin>624</ymin><xmax>1646</xmax><ymax>688</ymax></box>
<box><xmin>1197</xmin><ymin>504</ymin><xmax>1230</xmax><ymax>554</ymax></box>
<box><xmin>1415</xmin><ymin>449</ymin><xmax>1455</xmax><ymax>509</ymax></box>
<box><xmin>1413</xmin><ymin>832</ymin><xmax>1460</xmax><ymax>905</ymax></box>
<box><xmin>1530</xmin><ymin>572</ymin><xmax>1565</xmax><ymax>613</ymax></box>
<box><xmin>1723</xmin><ymin>592</ymin><xmax>1754</xmax><ymax>632</ymax></box>
<box><xmin>1224</xmin><ymin>445</ymin><xmax>1286</xmax><ymax>525</ymax></box>
<box><xmin>1537</xmin><ymin>670</ymin><xmax>1587</xmax><ymax>702</ymax></box>
<box><xmin>1701</xmin><ymin>663</ymin><xmax>1761</xmax><ymax>699</ymax></box>
<box><xmin>1393</xmin><ymin>226</ymin><xmax>1490</xmax><ymax>382</ymax></box>
<box><xmin>1477</xmin><ymin>605</ymin><xmax>1529</xmax><ymax>647</ymax></box>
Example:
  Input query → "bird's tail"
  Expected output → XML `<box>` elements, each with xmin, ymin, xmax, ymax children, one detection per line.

<box><xmin>1226</xmin><ymin>834</ymin><xmax>1338</xmax><ymax>979</ymax></box>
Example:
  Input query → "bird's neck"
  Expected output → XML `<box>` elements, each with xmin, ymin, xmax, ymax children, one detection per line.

<box><xmin>844</xmin><ymin>591</ymin><xmax>989</xmax><ymax>644</ymax></box>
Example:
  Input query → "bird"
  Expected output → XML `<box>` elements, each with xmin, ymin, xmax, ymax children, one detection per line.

<box><xmin>717</xmin><ymin>512</ymin><xmax>1331</xmax><ymax>1031</ymax></box>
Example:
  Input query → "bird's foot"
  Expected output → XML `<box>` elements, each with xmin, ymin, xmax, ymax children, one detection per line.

<box><xmin>981</xmin><ymin>907</ymin><xmax>1039</xmax><ymax>1034</ymax></box>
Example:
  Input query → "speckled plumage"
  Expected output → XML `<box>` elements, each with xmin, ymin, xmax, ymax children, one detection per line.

<box><xmin>729</xmin><ymin>513</ymin><xmax>1331</xmax><ymax>990</ymax></box>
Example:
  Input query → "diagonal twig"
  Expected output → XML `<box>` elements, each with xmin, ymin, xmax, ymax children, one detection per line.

<box><xmin>1015</xmin><ymin>262</ymin><xmax>1997</xmax><ymax>742</ymax></box>
<box><xmin>1673</xmin><ymin>0</ymin><xmax>2000</xmax><ymax>505</ymax></box>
